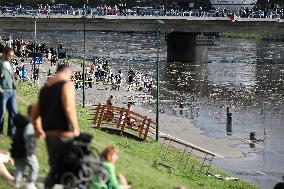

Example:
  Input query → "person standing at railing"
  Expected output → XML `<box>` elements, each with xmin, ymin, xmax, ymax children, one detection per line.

<box><xmin>125</xmin><ymin>103</ymin><xmax>134</xmax><ymax>127</ymax></box>
<box><xmin>107</xmin><ymin>95</ymin><xmax>114</xmax><ymax>106</ymax></box>
<box><xmin>126</xmin><ymin>103</ymin><xmax>133</xmax><ymax>112</ymax></box>
<box><xmin>106</xmin><ymin>95</ymin><xmax>114</xmax><ymax>121</ymax></box>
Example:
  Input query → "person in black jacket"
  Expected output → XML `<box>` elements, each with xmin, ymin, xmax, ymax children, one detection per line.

<box><xmin>274</xmin><ymin>176</ymin><xmax>284</xmax><ymax>189</ymax></box>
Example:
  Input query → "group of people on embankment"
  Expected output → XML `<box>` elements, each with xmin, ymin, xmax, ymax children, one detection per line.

<box><xmin>0</xmin><ymin>47</ymin><xmax>131</xmax><ymax>189</ymax></box>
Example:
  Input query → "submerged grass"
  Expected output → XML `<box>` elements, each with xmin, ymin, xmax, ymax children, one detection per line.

<box><xmin>223</xmin><ymin>32</ymin><xmax>284</xmax><ymax>41</ymax></box>
<box><xmin>0</xmin><ymin>82</ymin><xmax>259</xmax><ymax>189</ymax></box>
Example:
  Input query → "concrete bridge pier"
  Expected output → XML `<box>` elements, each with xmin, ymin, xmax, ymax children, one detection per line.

<box><xmin>167</xmin><ymin>32</ymin><xmax>214</xmax><ymax>62</ymax></box>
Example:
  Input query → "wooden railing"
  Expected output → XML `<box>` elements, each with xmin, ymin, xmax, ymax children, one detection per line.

<box><xmin>89</xmin><ymin>104</ymin><xmax>156</xmax><ymax>140</ymax></box>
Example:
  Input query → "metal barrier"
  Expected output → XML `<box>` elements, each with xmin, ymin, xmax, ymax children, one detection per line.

<box><xmin>89</xmin><ymin>103</ymin><xmax>156</xmax><ymax>140</ymax></box>
<box><xmin>157</xmin><ymin>135</ymin><xmax>223</xmax><ymax>174</ymax></box>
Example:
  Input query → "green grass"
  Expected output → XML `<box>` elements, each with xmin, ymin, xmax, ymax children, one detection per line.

<box><xmin>70</xmin><ymin>58</ymin><xmax>91</xmax><ymax>66</ymax></box>
<box><xmin>223</xmin><ymin>32</ymin><xmax>284</xmax><ymax>40</ymax></box>
<box><xmin>0</xmin><ymin>82</ymin><xmax>260</xmax><ymax>189</ymax></box>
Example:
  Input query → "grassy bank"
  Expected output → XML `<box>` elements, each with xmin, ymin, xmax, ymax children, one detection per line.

<box><xmin>0</xmin><ymin>82</ymin><xmax>259</xmax><ymax>189</ymax></box>
<box><xmin>223</xmin><ymin>32</ymin><xmax>284</xmax><ymax>40</ymax></box>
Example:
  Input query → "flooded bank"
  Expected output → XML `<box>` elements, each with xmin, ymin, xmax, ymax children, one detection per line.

<box><xmin>3</xmin><ymin>30</ymin><xmax>284</xmax><ymax>189</ymax></box>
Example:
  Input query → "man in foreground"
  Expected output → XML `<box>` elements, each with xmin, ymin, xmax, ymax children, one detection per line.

<box><xmin>33</xmin><ymin>63</ymin><xmax>80</xmax><ymax>188</ymax></box>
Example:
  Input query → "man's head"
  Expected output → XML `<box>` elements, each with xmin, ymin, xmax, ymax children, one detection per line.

<box><xmin>2</xmin><ymin>47</ymin><xmax>14</xmax><ymax>61</ymax></box>
<box><xmin>56</xmin><ymin>63</ymin><xmax>72</xmax><ymax>78</ymax></box>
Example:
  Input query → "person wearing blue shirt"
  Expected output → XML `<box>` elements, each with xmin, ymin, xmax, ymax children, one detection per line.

<box><xmin>21</xmin><ymin>65</ymin><xmax>27</xmax><ymax>81</ymax></box>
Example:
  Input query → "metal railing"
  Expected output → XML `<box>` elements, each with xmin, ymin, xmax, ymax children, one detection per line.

<box><xmin>157</xmin><ymin>135</ymin><xmax>223</xmax><ymax>174</ymax></box>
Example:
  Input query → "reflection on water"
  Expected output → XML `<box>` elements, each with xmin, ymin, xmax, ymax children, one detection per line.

<box><xmin>3</xmin><ymin>30</ymin><xmax>284</xmax><ymax>189</ymax></box>
<box><xmin>226</xmin><ymin>123</ymin><xmax>232</xmax><ymax>136</ymax></box>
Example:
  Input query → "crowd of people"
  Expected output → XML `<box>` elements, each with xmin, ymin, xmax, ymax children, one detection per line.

<box><xmin>0</xmin><ymin>36</ymin><xmax>68</xmax><ymax>83</ymax></box>
<box><xmin>0</xmin><ymin>47</ymin><xmax>132</xmax><ymax>189</ymax></box>
<box><xmin>0</xmin><ymin>2</ymin><xmax>284</xmax><ymax>19</ymax></box>
<box><xmin>0</xmin><ymin>35</ymin><xmax>154</xmax><ymax>98</ymax></box>
<box><xmin>72</xmin><ymin>57</ymin><xmax>154</xmax><ymax>94</ymax></box>
<box><xmin>0</xmin><ymin>3</ymin><xmax>123</xmax><ymax>16</ymax></box>
<box><xmin>0</xmin><ymin>36</ymin><xmax>66</xmax><ymax>60</ymax></box>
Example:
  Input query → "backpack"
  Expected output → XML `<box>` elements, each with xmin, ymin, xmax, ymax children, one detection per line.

<box><xmin>10</xmin><ymin>114</ymin><xmax>36</xmax><ymax>158</ymax></box>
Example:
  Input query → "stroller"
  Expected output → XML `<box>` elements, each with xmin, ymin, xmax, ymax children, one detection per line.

<box><xmin>56</xmin><ymin>133</ymin><xmax>108</xmax><ymax>189</ymax></box>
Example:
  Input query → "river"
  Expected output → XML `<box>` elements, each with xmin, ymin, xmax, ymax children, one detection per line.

<box><xmin>2</xmin><ymin>30</ymin><xmax>284</xmax><ymax>189</ymax></box>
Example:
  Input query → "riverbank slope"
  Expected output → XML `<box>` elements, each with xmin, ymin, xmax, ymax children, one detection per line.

<box><xmin>0</xmin><ymin>81</ymin><xmax>259</xmax><ymax>189</ymax></box>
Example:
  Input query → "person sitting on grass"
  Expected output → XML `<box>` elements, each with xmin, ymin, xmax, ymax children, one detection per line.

<box><xmin>0</xmin><ymin>150</ymin><xmax>14</xmax><ymax>181</ymax></box>
<box><xmin>92</xmin><ymin>146</ymin><xmax>131</xmax><ymax>189</ymax></box>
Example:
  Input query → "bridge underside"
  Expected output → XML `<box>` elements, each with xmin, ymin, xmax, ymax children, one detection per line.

<box><xmin>167</xmin><ymin>32</ymin><xmax>214</xmax><ymax>62</ymax></box>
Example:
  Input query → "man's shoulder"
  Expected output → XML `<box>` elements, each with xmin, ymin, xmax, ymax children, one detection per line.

<box><xmin>61</xmin><ymin>80</ymin><xmax>75</xmax><ymax>94</ymax></box>
<box><xmin>63</xmin><ymin>80</ymin><xmax>75</xmax><ymax>88</ymax></box>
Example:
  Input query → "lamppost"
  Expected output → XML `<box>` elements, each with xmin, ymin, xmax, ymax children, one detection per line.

<box><xmin>82</xmin><ymin>16</ymin><xmax>87</xmax><ymax>108</ymax></box>
<box><xmin>33</xmin><ymin>18</ymin><xmax>37</xmax><ymax>83</ymax></box>
<box><xmin>155</xmin><ymin>20</ymin><xmax>164</xmax><ymax>141</ymax></box>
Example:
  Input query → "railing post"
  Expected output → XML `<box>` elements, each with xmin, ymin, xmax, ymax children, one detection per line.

<box><xmin>106</xmin><ymin>104</ymin><xmax>114</xmax><ymax>122</ymax></box>
<box><xmin>139</xmin><ymin>116</ymin><xmax>147</xmax><ymax>138</ymax></box>
<box><xmin>93</xmin><ymin>103</ymin><xmax>101</xmax><ymax>126</ymax></box>
<box><xmin>144</xmin><ymin>119</ymin><xmax>151</xmax><ymax>140</ymax></box>
<box><xmin>97</xmin><ymin>105</ymin><xmax>105</xmax><ymax>128</ymax></box>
